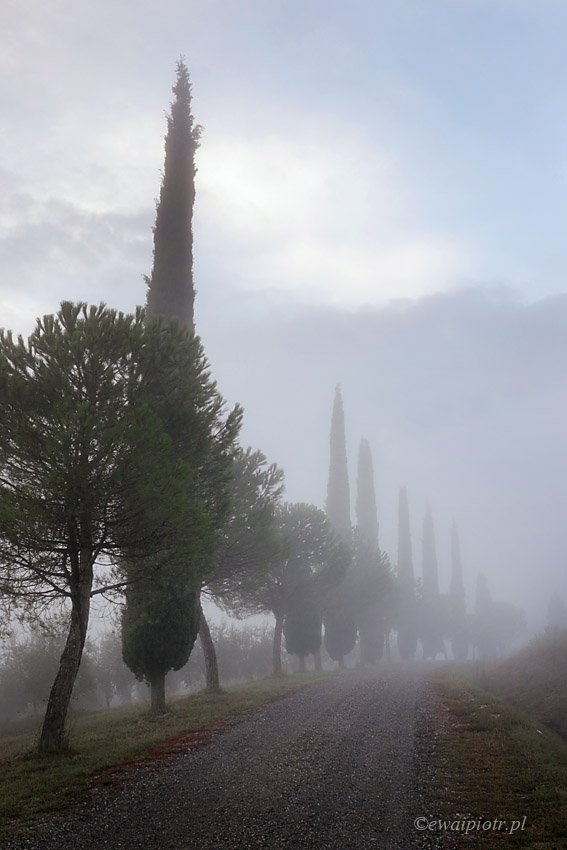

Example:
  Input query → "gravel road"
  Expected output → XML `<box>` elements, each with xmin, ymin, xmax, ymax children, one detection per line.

<box><xmin>10</xmin><ymin>666</ymin><xmax>449</xmax><ymax>850</ymax></box>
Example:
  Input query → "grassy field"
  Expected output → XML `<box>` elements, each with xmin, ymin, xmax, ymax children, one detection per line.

<box><xmin>0</xmin><ymin>671</ymin><xmax>330</xmax><ymax>846</ymax></box>
<box><xmin>479</xmin><ymin>629</ymin><xmax>567</xmax><ymax>740</ymax></box>
<box><xmin>432</xmin><ymin>667</ymin><xmax>567</xmax><ymax>849</ymax></box>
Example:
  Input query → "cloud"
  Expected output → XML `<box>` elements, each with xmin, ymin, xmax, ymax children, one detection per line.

<box><xmin>0</xmin><ymin>193</ymin><xmax>153</xmax><ymax>328</ymax></box>
<box><xmin>197</xmin><ymin>129</ymin><xmax>474</xmax><ymax>306</ymax></box>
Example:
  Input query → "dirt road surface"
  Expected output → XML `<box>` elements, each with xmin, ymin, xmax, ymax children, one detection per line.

<box><xmin>10</xmin><ymin>667</ymin><xmax>449</xmax><ymax>850</ymax></box>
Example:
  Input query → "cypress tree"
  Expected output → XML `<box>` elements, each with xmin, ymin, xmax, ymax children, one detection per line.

<box><xmin>356</xmin><ymin>438</ymin><xmax>379</xmax><ymax>549</ymax></box>
<box><xmin>323</xmin><ymin>386</ymin><xmax>356</xmax><ymax>667</ymax></box>
<box><xmin>354</xmin><ymin>439</ymin><xmax>389</xmax><ymax>665</ymax></box>
<box><xmin>122</xmin><ymin>570</ymin><xmax>201</xmax><ymax>712</ymax></box>
<box><xmin>449</xmin><ymin>521</ymin><xmax>468</xmax><ymax>661</ymax></box>
<box><xmin>283</xmin><ymin>579</ymin><xmax>322</xmax><ymax>672</ymax></box>
<box><xmin>120</xmin><ymin>322</ymin><xmax>241</xmax><ymax>712</ymax></box>
<box><xmin>420</xmin><ymin>504</ymin><xmax>445</xmax><ymax>660</ymax></box>
<box><xmin>325</xmin><ymin>385</ymin><xmax>351</xmax><ymax>544</ymax></box>
<box><xmin>396</xmin><ymin>486</ymin><xmax>417</xmax><ymax>660</ymax></box>
<box><xmin>146</xmin><ymin>58</ymin><xmax>200</xmax><ymax>326</ymax></box>
<box><xmin>143</xmin><ymin>60</ymin><xmax>226</xmax><ymax>691</ymax></box>
<box><xmin>123</xmin><ymin>61</ymin><xmax>242</xmax><ymax>707</ymax></box>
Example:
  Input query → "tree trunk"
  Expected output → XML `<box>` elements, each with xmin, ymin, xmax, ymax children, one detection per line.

<box><xmin>298</xmin><ymin>655</ymin><xmax>306</xmax><ymax>672</ymax></box>
<box><xmin>337</xmin><ymin>655</ymin><xmax>345</xmax><ymax>670</ymax></box>
<box><xmin>272</xmin><ymin>612</ymin><xmax>284</xmax><ymax>676</ymax></box>
<box><xmin>38</xmin><ymin>562</ymin><xmax>92</xmax><ymax>753</ymax></box>
<box><xmin>150</xmin><ymin>671</ymin><xmax>166</xmax><ymax>713</ymax></box>
<box><xmin>313</xmin><ymin>648</ymin><xmax>322</xmax><ymax>671</ymax></box>
<box><xmin>199</xmin><ymin>603</ymin><xmax>220</xmax><ymax>691</ymax></box>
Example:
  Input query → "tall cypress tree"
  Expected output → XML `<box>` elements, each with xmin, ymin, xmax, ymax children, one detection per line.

<box><xmin>144</xmin><ymin>60</ymin><xmax>229</xmax><ymax>690</ymax></box>
<box><xmin>146</xmin><ymin>58</ymin><xmax>200</xmax><ymax>326</ymax></box>
<box><xmin>283</xmin><ymin>579</ymin><xmax>322</xmax><ymax>672</ymax></box>
<box><xmin>420</xmin><ymin>504</ymin><xmax>445</xmax><ymax>660</ymax></box>
<box><xmin>396</xmin><ymin>486</ymin><xmax>417</xmax><ymax>660</ymax></box>
<box><xmin>323</xmin><ymin>385</ymin><xmax>356</xmax><ymax>667</ymax></box>
<box><xmin>354</xmin><ymin>439</ymin><xmax>389</xmax><ymax>665</ymax></box>
<box><xmin>356</xmin><ymin>438</ymin><xmax>378</xmax><ymax>549</ymax></box>
<box><xmin>325</xmin><ymin>385</ymin><xmax>352</xmax><ymax>544</ymax></box>
<box><xmin>449</xmin><ymin>521</ymin><xmax>468</xmax><ymax>661</ymax></box>
<box><xmin>123</xmin><ymin>61</ymin><xmax>237</xmax><ymax>710</ymax></box>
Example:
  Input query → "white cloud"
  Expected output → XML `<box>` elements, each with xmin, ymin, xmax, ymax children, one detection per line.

<box><xmin>197</xmin><ymin>128</ymin><xmax>474</xmax><ymax>306</ymax></box>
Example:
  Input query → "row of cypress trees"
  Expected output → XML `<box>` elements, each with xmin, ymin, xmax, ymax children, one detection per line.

<box><xmin>322</xmin><ymin>386</ymin><xmax>390</xmax><ymax>666</ymax></box>
<box><xmin>324</xmin><ymin>381</ymin><xmax>527</xmax><ymax>664</ymax></box>
<box><xmin>323</xmin><ymin>384</ymin><xmax>471</xmax><ymax>664</ymax></box>
<box><xmin>117</xmin><ymin>59</ymin><xmax>521</xmax><ymax>705</ymax></box>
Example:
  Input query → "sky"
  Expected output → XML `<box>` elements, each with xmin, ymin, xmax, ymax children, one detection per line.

<box><xmin>2</xmin><ymin>0</ymin><xmax>567</xmax><ymax>629</ymax></box>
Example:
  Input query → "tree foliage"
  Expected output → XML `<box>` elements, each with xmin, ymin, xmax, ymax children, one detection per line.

<box><xmin>146</xmin><ymin>58</ymin><xmax>200</xmax><ymax>327</ymax></box>
<box><xmin>207</xmin><ymin>447</ymin><xmax>285</xmax><ymax>599</ymax></box>
<box><xmin>122</xmin><ymin>576</ymin><xmax>201</xmax><ymax>711</ymax></box>
<box><xmin>0</xmin><ymin>302</ymin><xmax>239</xmax><ymax>749</ymax></box>
<box><xmin>220</xmin><ymin>502</ymin><xmax>348</xmax><ymax>674</ymax></box>
<box><xmin>120</xmin><ymin>318</ymin><xmax>241</xmax><ymax>711</ymax></box>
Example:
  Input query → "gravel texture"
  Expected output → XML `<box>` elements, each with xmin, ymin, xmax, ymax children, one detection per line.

<box><xmin>9</xmin><ymin>666</ymin><xmax>450</xmax><ymax>850</ymax></box>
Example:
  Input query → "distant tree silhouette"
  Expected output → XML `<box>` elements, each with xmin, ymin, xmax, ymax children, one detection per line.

<box><xmin>325</xmin><ymin>385</ymin><xmax>352</xmax><ymax>543</ymax></box>
<box><xmin>323</xmin><ymin>386</ymin><xmax>357</xmax><ymax>666</ymax></box>
<box><xmin>420</xmin><ymin>504</ymin><xmax>446</xmax><ymax>660</ymax></box>
<box><xmin>396</xmin><ymin>487</ymin><xmax>417</xmax><ymax>660</ymax></box>
<box><xmin>449</xmin><ymin>521</ymin><xmax>469</xmax><ymax>661</ymax></box>
<box><xmin>354</xmin><ymin>439</ymin><xmax>391</xmax><ymax>665</ymax></box>
<box><xmin>355</xmin><ymin>438</ymin><xmax>378</xmax><ymax>550</ymax></box>
<box><xmin>547</xmin><ymin>595</ymin><xmax>567</xmax><ymax>630</ymax></box>
<box><xmin>216</xmin><ymin>503</ymin><xmax>348</xmax><ymax>675</ymax></box>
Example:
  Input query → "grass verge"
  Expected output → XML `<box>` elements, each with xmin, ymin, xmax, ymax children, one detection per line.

<box><xmin>432</xmin><ymin>667</ymin><xmax>567</xmax><ymax>849</ymax></box>
<box><xmin>480</xmin><ymin>629</ymin><xmax>567</xmax><ymax>740</ymax></box>
<box><xmin>0</xmin><ymin>671</ymin><xmax>330</xmax><ymax>846</ymax></box>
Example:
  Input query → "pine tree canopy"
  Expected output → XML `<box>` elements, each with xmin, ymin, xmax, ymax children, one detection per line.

<box><xmin>0</xmin><ymin>301</ymin><xmax>241</xmax><ymax>606</ymax></box>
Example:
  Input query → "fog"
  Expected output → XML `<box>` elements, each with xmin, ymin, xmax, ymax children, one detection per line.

<box><xmin>2</xmin><ymin>1</ymin><xmax>567</xmax><ymax>681</ymax></box>
<box><xmin>196</xmin><ymin>284</ymin><xmax>567</xmax><ymax>631</ymax></box>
